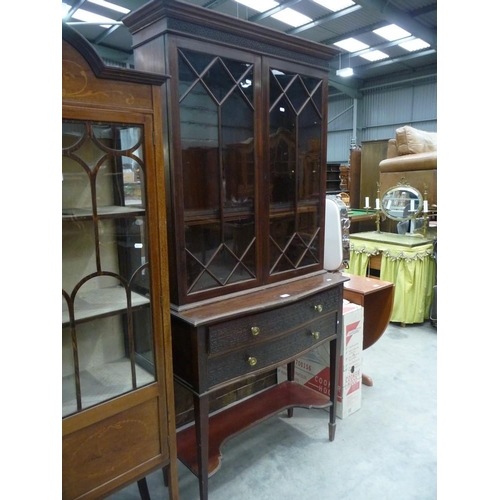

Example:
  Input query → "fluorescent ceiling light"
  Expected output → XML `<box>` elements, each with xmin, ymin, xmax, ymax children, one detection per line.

<box><xmin>399</xmin><ymin>38</ymin><xmax>431</xmax><ymax>51</ymax></box>
<box><xmin>334</xmin><ymin>38</ymin><xmax>369</xmax><ymax>52</ymax></box>
<box><xmin>69</xmin><ymin>9</ymin><xmax>117</xmax><ymax>27</ymax></box>
<box><xmin>233</xmin><ymin>0</ymin><xmax>311</xmax><ymax>26</ymax></box>
<box><xmin>336</xmin><ymin>67</ymin><xmax>353</xmax><ymax>77</ymax></box>
<box><xmin>373</xmin><ymin>24</ymin><xmax>410</xmax><ymax>41</ymax></box>
<box><xmin>312</xmin><ymin>0</ymin><xmax>355</xmax><ymax>12</ymax></box>
<box><xmin>87</xmin><ymin>0</ymin><xmax>131</xmax><ymax>14</ymax></box>
<box><xmin>360</xmin><ymin>50</ymin><xmax>389</xmax><ymax>61</ymax></box>
<box><xmin>234</xmin><ymin>0</ymin><xmax>277</xmax><ymax>13</ymax></box>
<box><xmin>272</xmin><ymin>9</ymin><xmax>312</xmax><ymax>27</ymax></box>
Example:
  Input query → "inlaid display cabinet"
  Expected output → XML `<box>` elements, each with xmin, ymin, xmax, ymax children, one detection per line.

<box><xmin>123</xmin><ymin>2</ymin><xmax>348</xmax><ymax>499</ymax></box>
<box><xmin>62</xmin><ymin>25</ymin><xmax>179</xmax><ymax>500</ymax></box>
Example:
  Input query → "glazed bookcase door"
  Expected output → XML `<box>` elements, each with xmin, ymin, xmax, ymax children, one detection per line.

<box><xmin>266</xmin><ymin>58</ymin><xmax>326</xmax><ymax>282</ymax></box>
<box><xmin>62</xmin><ymin>118</ymin><xmax>156</xmax><ymax>416</ymax></box>
<box><xmin>170</xmin><ymin>39</ymin><xmax>262</xmax><ymax>303</ymax></box>
<box><xmin>168</xmin><ymin>39</ymin><xmax>327</xmax><ymax>306</ymax></box>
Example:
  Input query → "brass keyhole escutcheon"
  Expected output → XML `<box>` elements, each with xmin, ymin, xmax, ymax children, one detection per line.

<box><xmin>311</xmin><ymin>331</ymin><xmax>320</xmax><ymax>340</ymax></box>
<box><xmin>251</xmin><ymin>326</ymin><xmax>260</xmax><ymax>336</ymax></box>
<box><xmin>314</xmin><ymin>304</ymin><xmax>323</xmax><ymax>313</ymax></box>
<box><xmin>248</xmin><ymin>356</ymin><xmax>257</xmax><ymax>367</ymax></box>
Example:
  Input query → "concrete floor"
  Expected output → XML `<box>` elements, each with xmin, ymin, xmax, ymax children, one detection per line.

<box><xmin>109</xmin><ymin>320</ymin><xmax>437</xmax><ymax>500</ymax></box>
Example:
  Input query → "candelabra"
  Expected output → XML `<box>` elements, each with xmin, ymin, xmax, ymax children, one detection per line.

<box><xmin>422</xmin><ymin>185</ymin><xmax>429</xmax><ymax>237</ymax></box>
<box><xmin>374</xmin><ymin>183</ymin><xmax>381</xmax><ymax>233</ymax></box>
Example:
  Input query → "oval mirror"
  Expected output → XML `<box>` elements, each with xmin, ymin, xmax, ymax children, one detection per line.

<box><xmin>381</xmin><ymin>184</ymin><xmax>423</xmax><ymax>221</ymax></box>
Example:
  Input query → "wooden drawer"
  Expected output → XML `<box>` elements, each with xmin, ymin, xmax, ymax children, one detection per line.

<box><xmin>207</xmin><ymin>312</ymin><xmax>338</xmax><ymax>387</ymax></box>
<box><xmin>208</xmin><ymin>287</ymin><xmax>341</xmax><ymax>355</ymax></box>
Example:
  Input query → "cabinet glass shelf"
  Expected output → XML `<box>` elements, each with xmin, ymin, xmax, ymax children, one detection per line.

<box><xmin>62</xmin><ymin>286</ymin><xmax>150</xmax><ymax>325</ymax></box>
<box><xmin>62</xmin><ymin>205</ymin><xmax>145</xmax><ymax>220</ymax></box>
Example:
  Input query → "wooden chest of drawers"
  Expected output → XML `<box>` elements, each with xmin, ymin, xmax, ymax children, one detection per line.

<box><xmin>171</xmin><ymin>271</ymin><xmax>348</xmax><ymax>499</ymax></box>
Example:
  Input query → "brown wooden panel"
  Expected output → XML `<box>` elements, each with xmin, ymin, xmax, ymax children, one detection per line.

<box><xmin>62</xmin><ymin>43</ymin><xmax>155</xmax><ymax>112</ymax></box>
<box><xmin>359</xmin><ymin>140</ymin><xmax>388</xmax><ymax>210</ymax></box>
<box><xmin>62</xmin><ymin>399</ymin><xmax>161</xmax><ymax>500</ymax></box>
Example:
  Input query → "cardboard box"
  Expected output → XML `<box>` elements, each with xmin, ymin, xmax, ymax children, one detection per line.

<box><xmin>278</xmin><ymin>300</ymin><xmax>364</xmax><ymax>419</ymax></box>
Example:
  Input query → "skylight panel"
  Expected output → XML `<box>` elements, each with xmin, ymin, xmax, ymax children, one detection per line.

<box><xmin>69</xmin><ymin>9</ymin><xmax>117</xmax><ymax>27</ymax></box>
<box><xmin>87</xmin><ymin>0</ymin><xmax>131</xmax><ymax>15</ymax></box>
<box><xmin>360</xmin><ymin>50</ymin><xmax>389</xmax><ymax>61</ymax></box>
<box><xmin>399</xmin><ymin>39</ymin><xmax>431</xmax><ymax>51</ymax></box>
<box><xmin>234</xmin><ymin>0</ymin><xmax>278</xmax><ymax>14</ymax></box>
<box><xmin>233</xmin><ymin>0</ymin><xmax>311</xmax><ymax>26</ymax></box>
<box><xmin>312</xmin><ymin>0</ymin><xmax>355</xmax><ymax>12</ymax></box>
<box><xmin>373</xmin><ymin>24</ymin><xmax>410</xmax><ymax>41</ymax></box>
<box><xmin>334</xmin><ymin>38</ymin><xmax>369</xmax><ymax>52</ymax></box>
<box><xmin>271</xmin><ymin>9</ymin><xmax>312</xmax><ymax>27</ymax></box>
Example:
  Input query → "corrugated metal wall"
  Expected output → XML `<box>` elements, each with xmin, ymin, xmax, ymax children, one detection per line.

<box><xmin>327</xmin><ymin>79</ymin><xmax>437</xmax><ymax>163</ymax></box>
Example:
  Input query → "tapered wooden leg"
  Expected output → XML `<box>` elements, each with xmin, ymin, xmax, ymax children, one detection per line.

<box><xmin>328</xmin><ymin>337</ymin><xmax>339</xmax><ymax>442</ymax></box>
<box><xmin>137</xmin><ymin>477</ymin><xmax>151</xmax><ymax>500</ymax></box>
<box><xmin>162</xmin><ymin>465</ymin><xmax>169</xmax><ymax>486</ymax></box>
<box><xmin>194</xmin><ymin>394</ymin><xmax>210</xmax><ymax>500</ymax></box>
<box><xmin>287</xmin><ymin>360</ymin><xmax>295</xmax><ymax>418</ymax></box>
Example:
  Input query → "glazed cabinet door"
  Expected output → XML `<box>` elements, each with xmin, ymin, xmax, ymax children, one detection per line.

<box><xmin>167</xmin><ymin>39</ymin><xmax>327</xmax><ymax>307</ymax></box>
<box><xmin>169</xmin><ymin>38</ymin><xmax>262</xmax><ymax>304</ymax></box>
<box><xmin>62</xmin><ymin>116</ymin><xmax>155</xmax><ymax>416</ymax></box>
<box><xmin>265</xmin><ymin>58</ymin><xmax>326</xmax><ymax>281</ymax></box>
<box><xmin>61</xmin><ymin>108</ymin><xmax>177</xmax><ymax>499</ymax></box>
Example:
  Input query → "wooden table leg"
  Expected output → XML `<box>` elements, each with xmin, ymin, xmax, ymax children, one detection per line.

<box><xmin>194</xmin><ymin>394</ymin><xmax>210</xmax><ymax>500</ymax></box>
<box><xmin>137</xmin><ymin>477</ymin><xmax>151</xmax><ymax>500</ymax></box>
<box><xmin>287</xmin><ymin>360</ymin><xmax>295</xmax><ymax>418</ymax></box>
<box><xmin>329</xmin><ymin>337</ymin><xmax>338</xmax><ymax>441</ymax></box>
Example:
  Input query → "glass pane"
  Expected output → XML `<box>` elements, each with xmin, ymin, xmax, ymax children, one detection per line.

<box><xmin>270</xmin><ymin>98</ymin><xmax>296</xmax><ymax>205</ymax></box>
<box><xmin>268</xmin><ymin>68</ymin><xmax>323</xmax><ymax>276</ymax></box>
<box><xmin>62</xmin><ymin>119</ymin><xmax>155</xmax><ymax>418</ymax></box>
<box><xmin>222</xmin><ymin>83</ymin><xmax>255</xmax><ymax>208</ymax></box>
<box><xmin>181</xmin><ymin>82</ymin><xmax>220</xmax><ymax>214</ymax></box>
<box><xmin>178</xmin><ymin>47</ymin><xmax>257</xmax><ymax>295</ymax></box>
<box><xmin>298</xmin><ymin>102</ymin><xmax>321</xmax><ymax>201</ymax></box>
<box><xmin>185</xmin><ymin>223</ymin><xmax>222</xmax><ymax>292</ymax></box>
<box><xmin>269</xmin><ymin>215</ymin><xmax>295</xmax><ymax>273</ymax></box>
<box><xmin>202</xmin><ymin>58</ymin><xmax>235</xmax><ymax>103</ymax></box>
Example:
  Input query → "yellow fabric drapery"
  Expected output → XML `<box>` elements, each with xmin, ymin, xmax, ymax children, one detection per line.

<box><xmin>345</xmin><ymin>234</ymin><xmax>436</xmax><ymax>324</ymax></box>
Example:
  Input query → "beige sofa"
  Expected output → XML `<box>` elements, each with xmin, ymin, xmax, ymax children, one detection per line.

<box><xmin>379</xmin><ymin>125</ymin><xmax>437</xmax><ymax>208</ymax></box>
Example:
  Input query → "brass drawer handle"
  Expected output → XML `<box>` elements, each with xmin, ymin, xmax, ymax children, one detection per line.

<box><xmin>247</xmin><ymin>356</ymin><xmax>257</xmax><ymax>367</ymax></box>
<box><xmin>314</xmin><ymin>304</ymin><xmax>323</xmax><ymax>313</ymax></box>
<box><xmin>251</xmin><ymin>326</ymin><xmax>260</xmax><ymax>336</ymax></box>
<box><xmin>311</xmin><ymin>331</ymin><xmax>320</xmax><ymax>340</ymax></box>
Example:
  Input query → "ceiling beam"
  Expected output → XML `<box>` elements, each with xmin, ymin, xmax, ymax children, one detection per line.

<box><xmin>354</xmin><ymin>48</ymin><xmax>436</xmax><ymax>73</ymax></box>
<box><xmin>203</xmin><ymin>0</ymin><xmax>228</xmax><ymax>8</ymax></box>
<box><xmin>328</xmin><ymin>77</ymin><xmax>363</xmax><ymax>99</ymax></box>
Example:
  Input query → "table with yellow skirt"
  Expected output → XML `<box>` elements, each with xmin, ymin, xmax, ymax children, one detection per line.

<box><xmin>345</xmin><ymin>231</ymin><xmax>436</xmax><ymax>325</ymax></box>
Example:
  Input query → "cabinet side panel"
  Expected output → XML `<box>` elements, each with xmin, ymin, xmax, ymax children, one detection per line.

<box><xmin>62</xmin><ymin>399</ymin><xmax>161</xmax><ymax>500</ymax></box>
